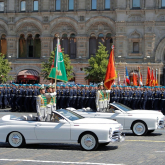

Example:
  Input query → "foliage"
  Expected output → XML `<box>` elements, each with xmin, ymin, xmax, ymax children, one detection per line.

<box><xmin>84</xmin><ymin>43</ymin><xmax>109</xmax><ymax>83</ymax></box>
<box><xmin>0</xmin><ymin>54</ymin><xmax>12</xmax><ymax>83</ymax></box>
<box><xmin>41</xmin><ymin>48</ymin><xmax>74</xmax><ymax>81</ymax></box>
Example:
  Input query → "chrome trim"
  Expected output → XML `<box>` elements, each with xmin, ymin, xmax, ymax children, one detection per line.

<box><xmin>158</xmin><ymin>120</ymin><xmax>164</xmax><ymax>129</ymax></box>
<box><xmin>111</xmin><ymin>132</ymin><xmax>125</xmax><ymax>143</ymax></box>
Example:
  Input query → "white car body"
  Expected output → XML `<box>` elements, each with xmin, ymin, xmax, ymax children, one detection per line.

<box><xmin>0</xmin><ymin>109</ymin><xmax>125</xmax><ymax>151</ymax></box>
<box><xmin>68</xmin><ymin>103</ymin><xmax>165</xmax><ymax>136</ymax></box>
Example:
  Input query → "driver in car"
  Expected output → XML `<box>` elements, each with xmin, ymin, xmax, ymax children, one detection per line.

<box><xmin>51</xmin><ymin>113</ymin><xmax>62</xmax><ymax>122</ymax></box>
<box><xmin>109</xmin><ymin>105</ymin><xmax>115</xmax><ymax>113</ymax></box>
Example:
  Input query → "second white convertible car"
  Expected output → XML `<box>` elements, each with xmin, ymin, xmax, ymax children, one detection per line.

<box><xmin>68</xmin><ymin>103</ymin><xmax>165</xmax><ymax>136</ymax></box>
<box><xmin>0</xmin><ymin>109</ymin><xmax>125</xmax><ymax>151</ymax></box>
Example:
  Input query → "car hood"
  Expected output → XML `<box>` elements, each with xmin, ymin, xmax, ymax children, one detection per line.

<box><xmin>127</xmin><ymin>110</ymin><xmax>163</xmax><ymax>116</ymax></box>
<box><xmin>73</xmin><ymin>118</ymin><xmax>119</xmax><ymax>124</ymax></box>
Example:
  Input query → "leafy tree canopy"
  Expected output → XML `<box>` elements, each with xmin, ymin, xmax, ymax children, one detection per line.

<box><xmin>85</xmin><ymin>43</ymin><xmax>109</xmax><ymax>83</ymax></box>
<box><xmin>0</xmin><ymin>54</ymin><xmax>12</xmax><ymax>83</ymax></box>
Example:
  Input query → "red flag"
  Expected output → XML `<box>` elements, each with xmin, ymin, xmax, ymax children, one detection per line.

<box><xmin>104</xmin><ymin>45</ymin><xmax>117</xmax><ymax>89</ymax></box>
<box><xmin>133</xmin><ymin>72</ymin><xmax>137</xmax><ymax>86</ymax></box>
<box><xmin>146</xmin><ymin>67</ymin><xmax>151</xmax><ymax>86</ymax></box>
<box><xmin>151</xmin><ymin>69</ymin><xmax>155</xmax><ymax>86</ymax></box>
<box><xmin>155</xmin><ymin>69</ymin><xmax>158</xmax><ymax>86</ymax></box>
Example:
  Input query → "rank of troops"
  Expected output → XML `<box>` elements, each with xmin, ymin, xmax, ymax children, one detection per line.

<box><xmin>0</xmin><ymin>82</ymin><xmax>165</xmax><ymax>115</ymax></box>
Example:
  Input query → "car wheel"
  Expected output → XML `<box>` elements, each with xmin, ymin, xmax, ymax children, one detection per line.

<box><xmin>99</xmin><ymin>142</ymin><xmax>110</xmax><ymax>146</ymax></box>
<box><xmin>147</xmin><ymin>130</ymin><xmax>155</xmax><ymax>134</ymax></box>
<box><xmin>8</xmin><ymin>132</ymin><xmax>25</xmax><ymax>148</ymax></box>
<box><xmin>132</xmin><ymin>122</ymin><xmax>148</xmax><ymax>136</ymax></box>
<box><xmin>80</xmin><ymin>133</ymin><xmax>98</xmax><ymax>151</ymax></box>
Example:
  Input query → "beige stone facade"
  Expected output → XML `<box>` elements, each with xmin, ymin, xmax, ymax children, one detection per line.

<box><xmin>0</xmin><ymin>0</ymin><xmax>165</xmax><ymax>85</ymax></box>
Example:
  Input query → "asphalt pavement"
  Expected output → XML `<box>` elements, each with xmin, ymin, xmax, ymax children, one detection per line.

<box><xmin>0</xmin><ymin>109</ymin><xmax>165</xmax><ymax>165</ymax></box>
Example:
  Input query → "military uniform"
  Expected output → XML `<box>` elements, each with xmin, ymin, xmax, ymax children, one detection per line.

<box><xmin>96</xmin><ymin>89</ymin><xmax>104</xmax><ymax>112</ymax></box>
<box><xmin>36</xmin><ymin>94</ymin><xmax>47</xmax><ymax>121</ymax></box>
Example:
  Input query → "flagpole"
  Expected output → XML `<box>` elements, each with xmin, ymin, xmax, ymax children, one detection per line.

<box><xmin>54</xmin><ymin>37</ymin><xmax>59</xmax><ymax>105</ymax></box>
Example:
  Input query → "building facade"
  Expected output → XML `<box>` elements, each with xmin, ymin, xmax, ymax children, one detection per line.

<box><xmin>0</xmin><ymin>0</ymin><xmax>165</xmax><ymax>85</ymax></box>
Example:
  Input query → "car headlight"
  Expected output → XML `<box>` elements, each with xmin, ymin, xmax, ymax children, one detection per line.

<box><xmin>115</xmin><ymin>125</ymin><xmax>123</xmax><ymax>131</ymax></box>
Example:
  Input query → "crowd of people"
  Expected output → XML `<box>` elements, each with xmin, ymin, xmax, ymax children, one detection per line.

<box><xmin>0</xmin><ymin>83</ymin><xmax>165</xmax><ymax>115</ymax></box>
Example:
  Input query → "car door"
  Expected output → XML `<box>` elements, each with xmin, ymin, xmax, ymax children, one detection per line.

<box><xmin>34</xmin><ymin>121</ymin><xmax>71</xmax><ymax>141</ymax></box>
<box><xmin>94</xmin><ymin>111</ymin><xmax>126</xmax><ymax>128</ymax></box>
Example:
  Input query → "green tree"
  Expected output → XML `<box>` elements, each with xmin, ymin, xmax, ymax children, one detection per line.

<box><xmin>41</xmin><ymin>49</ymin><xmax>74</xmax><ymax>81</ymax></box>
<box><xmin>0</xmin><ymin>54</ymin><xmax>12</xmax><ymax>83</ymax></box>
<box><xmin>85</xmin><ymin>43</ymin><xmax>109</xmax><ymax>83</ymax></box>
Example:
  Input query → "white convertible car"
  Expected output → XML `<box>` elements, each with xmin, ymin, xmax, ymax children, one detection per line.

<box><xmin>68</xmin><ymin>103</ymin><xmax>165</xmax><ymax>136</ymax></box>
<box><xmin>0</xmin><ymin>109</ymin><xmax>125</xmax><ymax>151</ymax></box>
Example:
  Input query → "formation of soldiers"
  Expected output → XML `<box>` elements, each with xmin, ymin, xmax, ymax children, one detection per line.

<box><xmin>110</xmin><ymin>85</ymin><xmax>165</xmax><ymax>114</ymax></box>
<box><xmin>0</xmin><ymin>83</ymin><xmax>165</xmax><ymax>115</ymax></box>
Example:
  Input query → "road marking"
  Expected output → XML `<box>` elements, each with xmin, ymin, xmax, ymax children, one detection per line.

<box><xmin>0</xmin><ymin>159</ymin><xmax>124</xmax><ymax>165</ymax></box>
<box><xmin>126</xmin><ymin>140</ymin><xmax>165</xmax><ymax>143</ymax></box>
<box><xmin>155</xmin><ymin>151</ymin><xmax>165</xmax><ymax>153</ymax></box>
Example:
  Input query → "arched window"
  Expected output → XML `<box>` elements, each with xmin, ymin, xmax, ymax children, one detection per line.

<box><xmin>21</xmin><ymin>1</ymin><xmax>26</xmax><ymax>11</ymax></box>
<box><xmin>61</xmin><ymin>34</ymin><xmax>69</xmax><ymax>55</ymax></box>
<box><xmin>89</xmin><ymin>34</ymin><xmax>97</xmax><ymax>57</ymax></box>
<box><xmin>34</xmin><ymin>34</ymin><xmax>41</xmax><ymax>58</ymax></box>
<box><xmin>53</xmin><ymin>34</ymin><xmax>58</xmax><ymax>50</ymax></box>
<box><xmin>19</xmin><ymin>34</ymin><xmax>26</xmax><ymax>58</ymax></box>
<box><xmin>69</xmin><ymin>33</ymin><xmax>76</xmax><ymax>59</ymax></box>
<box><xmin>27</xmin><ymin>34</ymin><xmax>33</xmax><ymax>57</ymax></box>
<box><xmin>105</xmin><ymin>33</ymin><xmax>113</xmax><ymax>55</ymax></box>
<box><xmin>97</xmin><ymin>33</ymin><xmax>104</xmax><ymax>48</ymax></box>
<box><xmin>0</xmin><ymin>34</ymin><xmax>7</xmax><ymax>55</ymax></box>
<box><xmin>0</xmin><ymin>1</ymin><xmax>4</xmax><ymax>12</ymax></box>
<box><xmin>33</xmin><ymin>0</ymin><xmax>38</xmax><ymax>11</ymax></box>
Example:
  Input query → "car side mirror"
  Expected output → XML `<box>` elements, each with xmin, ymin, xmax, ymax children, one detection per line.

<box><xmin>115</xmin><ymin>110</ymin><xmax>121</xmax><ymax>114</ymax></box>
<box><xmin>59</xmin><ymin>119</ymin><xmax>67</xmax><ymax>124</ymax></box>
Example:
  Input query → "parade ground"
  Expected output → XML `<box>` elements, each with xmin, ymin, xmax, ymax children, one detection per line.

<box><xmin>0</xmin><ymin>110</ymin><xmax>165</xmax><ymax>165</ymax></box>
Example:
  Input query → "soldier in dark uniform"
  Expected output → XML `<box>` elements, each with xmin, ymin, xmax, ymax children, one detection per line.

<box><xmin>7</xmin><ymin>85</ymin><xmax>11</xmax><ymax>108</ymax></box>
<box><xmin>76</xmin><ymin>85</ymin><xmax>81</xmax><ymax>109</ymax></box>
<box><xmin>24</xmin><ymin>85</ymin><xmax>29</xmax><ymax>112</ymax></box>
<box><xmin>161</xmin><ymin>87</ymin><xmax>165</xmax><ymax>114</ymax></box>
<box><xmin>141</xmin><ymin>87</ymin><xmax>147</xmax><ymax>109</ymax></box>
<box><xmin>110</xmin><ymin>86</ymin><xmax>114</xmax><ymax>103</ymax></box>
<box><xmin>32</xmin><ymin>85</ymin><xmax>38</xmax><ymax>112</ymax></box>
<box><xmin>0</xmin><ymin>85</ymin><xmax>3</xmax><ymax>109</ymax></box>
<box><xmin>84</xmin><ymin>85</ymin><xmax>89</xmax><ymax>108</ymax></box>
<box><xmin>56</xmin><ymin>85</ymin><xmax>61</xmax><ymax>109</ymax></box>
<box><xmin>28</xmin><ymin>85</ymin><xmax>33</xmax><ymax>112</ymax></box>
<box><xmin>60</xmin><ymin>85</ymin><xmax>66</xmax><ymax>109</ymax></box>
<box><xmin>67</xmin><ymin>85</ymin><xmax>73</xmax><ymax>108</ymax></box>
<box><xmin>72</xmin><ymin>85</ymin><xmax>77</xmax><ymax>109</ymax></box>
<box><xmin>132</xmin><ymin>87</ymin><xmax>138</xmax><ymax>110</ymax></box>
<box><xmin>3</xmin><ymin>85</ymin><xmax>8</xmax><ymax>109</ymax></box>
<box><xmin>65</xmin><ymin>85</ymin><xmax>70</xmax><ymax>108</ymax></box>
<box><xmin>80</xmin><ymin>85</ymin><xmax>85</xmax><ymax>109</ymax></box>
<box><xmin>153</xmin><ymin>87</ymin><xmax>160</xmax><ymax>110</ymax></box>
<box><xmin>122</xmin><ymin>86</ymin><xmax>127</xmax><ymax>106</ymax></box>
<box><xmin>10</xmin><ymin>84</ymin><xmax>16</xmax><ymax>111</ymax></box>
<box><xmin>17</xmin><ymin>85</ymin><xmax>24</xmax><ymax>112</ymax></box>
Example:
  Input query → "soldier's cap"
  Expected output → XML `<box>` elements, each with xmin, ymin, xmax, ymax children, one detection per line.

<box><xmin>39</xmin><ymin>85</ymin><xmax>45</xmax><ymax>90</ymax></box>
<box><xmin>85</xmin><ymin>85</ymin><xmax>89</xmax><ymax>87</ymax></box>
<box><xmin>46</xmin><ymin>84</ymin><xmax>52</xmax><ymax>89</ymax></box>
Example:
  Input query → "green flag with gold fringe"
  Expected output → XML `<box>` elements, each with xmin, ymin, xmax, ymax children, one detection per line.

<box><xmin>48</xmin><ymin>39</ymin><xmax>68</xmax><ymax>82</ymax></box>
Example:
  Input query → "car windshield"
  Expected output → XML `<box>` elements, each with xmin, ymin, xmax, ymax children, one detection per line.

<box><xmin>56</xmin><ymin>109</ymin><xmax>84</xmax><ymax>121</ymax></box>
<box><xmin>112</xmin><ymin>103</ymin><xmax>132</xmax><ymax>112</ymax></box>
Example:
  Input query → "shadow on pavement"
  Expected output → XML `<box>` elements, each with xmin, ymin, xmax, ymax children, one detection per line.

<box><xmin>124</xmin><ymin>132</ymin><xmax>162</xmax><ymax>137</ymax></box>
<box><xmin>0</xmin><ymin>142</ymin><xmax>118</xmax><ymax>151</ymax></box>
